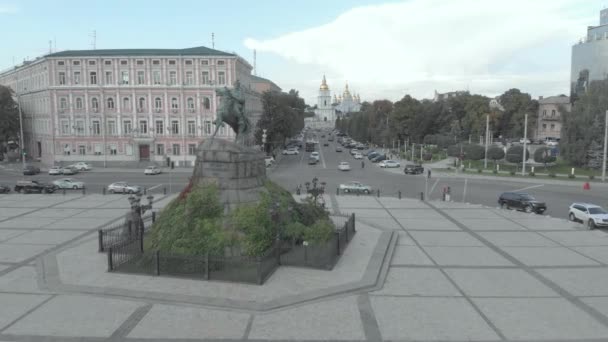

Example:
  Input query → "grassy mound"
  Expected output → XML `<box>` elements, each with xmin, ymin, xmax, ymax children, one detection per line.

<box><xmin>148</xmin><ymin>180</ymin><xmax>332</xmax><ymax>257</ymax></box>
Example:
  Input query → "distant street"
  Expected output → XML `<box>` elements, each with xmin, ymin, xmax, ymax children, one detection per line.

<box><xmin>0</xmin><ymin>140</ymin><xmax>606</xmax><ymax>220</ymax></box>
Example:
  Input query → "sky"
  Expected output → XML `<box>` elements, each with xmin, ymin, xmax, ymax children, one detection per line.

<box><xmin>0</xmin><ymin>0</ymin><xmax>603</xmax><ymax>105</ymax></box>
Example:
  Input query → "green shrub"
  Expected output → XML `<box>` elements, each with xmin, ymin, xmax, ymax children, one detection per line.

<box><xmin>487</xmin><ymin>146</ymin><xmax>505</xmax><ymax>163</ymax></box>
<box><xmin>477</xmin><ymin>169</ymin><xmax>482</xmax><ymax>173</ymax></box>
<box><xmin>549</xmin><ymin>173</ymin><xmax>556</xmax><ymax>178</ymax></box>
<box><xmin>506</xmin><ymin>145</ymin><xmax>529</xmax><ymax>163</ymax></box>
<box><xmin>589</xmin><ymin>175</ymin><xmax>595</xmax><ymax>180</ymax></box>
<box><xmin>534</xmin><ymin>147</ymin><xmax>556</xmax><ymax>164</ymax></box>
<box><xmin>509</xmin><ymin>171</ymin><xmax>516</xmax><ymax>175</ymax></box>
<box><xmin>529</xmin><ymin>172</ymin><xmax>535</xmax><ymax>176</ymax></box>
<box><xmin>492</xmin><ymin>169</ymin><xmax>498</xmax><ymax>174</ymax></box>
<box><xmin>568</xmin><ymin>174</ymin><xmax>575</xmax><ymax>179</ymax></box>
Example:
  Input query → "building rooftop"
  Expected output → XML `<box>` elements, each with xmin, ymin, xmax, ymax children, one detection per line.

<box><xmin>250</xmin><ymin>75</ymin><xmax>281</xmax><ymax>91</ymax></box>
<box><xmin>45</xmin><ymin>46</ymin><xmax>235</xmax><ymax>58</ymax></box>
<box><xmin>539</xmin><ymin>95</ymin><xmax>570</xmax><ymax>104</ymax></box>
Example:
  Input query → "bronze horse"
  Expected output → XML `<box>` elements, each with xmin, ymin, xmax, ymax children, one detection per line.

<box><xmin>212</xmin><ymin>81</ymin><xmax>250</xmax><ymax>143</ymax></box>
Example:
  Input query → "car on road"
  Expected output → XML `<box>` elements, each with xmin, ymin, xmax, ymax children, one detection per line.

<box><xmin>519</xmin><ymin>138</ymin><xmax>531</xmax><ymax>144</ymax></box>
<box><xmin>265</xmin><ymin>156</ymin><xmax>275</xmax><ymax>167</ymax></box>
<box><xmin>70</xmin><ymin>162</ymin><xmax>92</xmax><ymax>171</ymax></box>
<box><xmin>498</xmin><ymin>192</ymin><xmax>546</xmax><ymax>214</ymax></box>
<box><xmin>353</xmin><ymin>153</ymin><xmax>363</xmax><ymax>159</ymax></box>
<box><xmin>23</xmin><ymin>165</ymin><xmax>40</xmax><ymax>175</ymax></box>
<box><xmin>48</xmin><ymin>166</ymin><xmax>62</xmax><ymax>175</ymax></box>
<box><xmin>545</xmin><ymin>140</ymin><xmax>558</xmax><ymax>147</ymax></box>
<box><xmin>350</xmin><ymin>149</ymin><xmax>359</xmax><ymax>155</ymax></box>
<box><xmin>339</xmin><ymin>181</ymin><xmax>372</xmax><ymax>194</ymax></box>
<box><xmin>569</xmin><ymin>203</ymin><xmax>608</xmax><ymax>229</ymax></box>
<box><xmin>53</xmin><ymin>178</ymin><xmax>85</xmax><ymax>189</ymax></box>
<box><xmin>404</xmin><ymin>164</ymin><xmax>424</xmax><ymax>174</ymax></box>
<box><xmin>61</xmin><ymin>166</ymin><xmax>78</xmax><ymax>175</ymax></box>
<box><xmin>14</xmin><ymin>180</ymin><xmax>56</xmax><ymax>194</ymax></box>
<box><xmin>308</xmin><ymin>157</ymin><xmax>318</xmax><ymax>165</ymax></box>
<box><xmin>367</xmin><ymin>152</ymin><xmax>380</xmax><ymax>160</ymax></box>
<box><xmin>310</xmin><ymin>151</ymin><xmax>320</xmax><ymax>161</ymax></box>
<box><xmin>379</xmin><ymin>160</ymin><xmax>400</xmax><ymax>168</ymax></box>
<box><xmin>371</xmin><ymin>154</ymin><xmax>387</xmax><ymax>163</ymax></box>
<box><xmin>336</xmin><ymin>146</ymin><xmax>343</xmax><ymax>152</ymax></box>
<box><xmin>338</xmin><ymin>162</ymin><xmax>351</xmax><ymax>171</ymax></box>
<box><xmin>282</xmin><ymin>148</ymin><xmax>299</xmax><ymax>155</ymax></box>
<box><xmin>107</xmin><ymin>182</ymin><xmax>141</xmax><ymax>194</ymax></box>
<box><xmin>0</xmin><ymin>184</ymin><xmax>10</xmax><ymax>193</ymax></box>
<box><xmin>323</xmin><ymin>142</ymin><xmax>329</xmax><ymax>146</ymax></box>
<box><xmin>144</xmin><ymin>165</ymin><xmax>162</xmax><ymax>175</ymax></box>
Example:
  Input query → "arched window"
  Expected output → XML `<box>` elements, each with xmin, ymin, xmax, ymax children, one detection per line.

<box><xmin>123</xmin><ymin>97</ymin><xmax>130</xmax><ymax>110</ymax></box>
<box><xmin>171</xmin><ymin>97</ymin><xmax>179</xmax><ymax>109</ymax></box>
<box><xmin>75</xmin><ymin>97</ymin><xmax>83</xmax><ymax>109</ymax></box>
<box><xmin>59</xmin><ymin>98</ymin><xmax>67</xmax><ymax>109</ymax></box>
<box><xmin>107</xmin><ymin>97</ymin><xmax>114</xmax><ymax>109</ymax></box>
<box><xmin>91</xmin><ymin>97</ymin><xmax>99</xmax><ymax>109</ymax></box>
<box><xmin>154</xmin><ymin>97</ymin><xmax>162</xmax><ymax>109</ymax></box>
<box><xmin>139</xmin><ymin>97</ymin><xmax>146</xmax><ymax>109</ymax></box>
<box><xmin>203</xmin><ymin>97</ymin><xmax>210</xmax><ymax>110</ymax></box>
<box><xmin>187</xmin><ymin>97</ymin><xmax>194</xmax><ymax>109</ymax></box>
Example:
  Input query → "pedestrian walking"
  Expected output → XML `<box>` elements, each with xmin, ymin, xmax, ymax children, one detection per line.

<box><xmin>361</xmin><ymin>160</ymin><xmax>365</xmax><ymax>169</ymax></box>
<box><xmin>427</xmin><ymin>169</ymin><xmax>432</xmax><ymax>178</ymax></box>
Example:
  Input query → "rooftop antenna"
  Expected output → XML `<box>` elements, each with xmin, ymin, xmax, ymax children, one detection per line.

<box><xmin>253</xmin><ymin>49</ymin><xmax>257</xmax><ymax>76</ymax></box>
<box><xmin>212</xmin><ymin>32</ymin><xmax>215</xmax><ymax>49</ymax></box>
<box><xmin>89</xmin><ymin>30</ymin><xmax>96</xmax><ymax>50</ymax></box>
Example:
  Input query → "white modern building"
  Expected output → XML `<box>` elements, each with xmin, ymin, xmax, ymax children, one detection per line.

<box><xmin>0</xmin><ymin>46</ymin><xmax>269</xmax><ymax>167</ymax></box>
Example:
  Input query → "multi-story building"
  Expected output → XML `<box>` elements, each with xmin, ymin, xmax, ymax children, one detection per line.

<box><xmin>250</xmin><ymin>75</ymin><xmax>281</xmax><ymax>94</ymax></box>
<box><xmin>0</xmin><ymin>46</ymin><xmax>266</xmax><ymax>167</ymax></box>
<box><xmin>535</xmin><ymin>95</ymin><xmax>570</xmax><ymax>141</ymax></box>
<box><xmin>571</xmin><ymin>9</ymin><xmax>608</xmax><ymax>100</ymax></box>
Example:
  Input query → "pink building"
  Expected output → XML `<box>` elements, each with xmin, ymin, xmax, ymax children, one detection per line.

<box><xmin>0</xmin><ymin>46</ymin><xmax>268</xmax><ymax>167</ymax></box>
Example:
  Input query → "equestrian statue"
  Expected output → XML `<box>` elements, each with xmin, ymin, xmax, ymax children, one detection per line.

<box><xmin>212</xmin><ymin>80</ymin><xmax>250</xmax><ymax>144</ymax></box>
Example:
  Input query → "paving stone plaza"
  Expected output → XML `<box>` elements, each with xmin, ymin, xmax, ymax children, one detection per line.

<box><xmin>2</xmin><ymin>193</ymin><xmax>608</xmax><ymax>341</ymax></box>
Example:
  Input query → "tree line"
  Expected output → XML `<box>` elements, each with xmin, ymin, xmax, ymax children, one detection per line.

<box><xmin>254</xmin><ymin>89</ymin><xmax>306</xmax><ymax>152</ymax></box>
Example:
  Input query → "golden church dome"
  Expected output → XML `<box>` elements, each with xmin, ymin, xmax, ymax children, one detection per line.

<box><xmin>320</xmin><ymin>75</ymin><xmax>329</xmax><ymax>90</ymax></box>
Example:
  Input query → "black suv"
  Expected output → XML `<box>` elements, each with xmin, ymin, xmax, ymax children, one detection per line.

<box><xmin>498</xmin><ymin>192</ymin><xmax>546</xmax><ymax>214</ymax></box>
<box><xmin>14</xmin><ymin>180</ymin><xmax>57</xmax><ymax>194</ymax></box>
<box><xmin>404</xmin><ymin>164</ymin><xmax>424</xmax><ymax>174</ymax></box>
<box><xmin>23</xmin><ymin>165</ymin><xmax>40</xmax><ymax>175</ymax></box>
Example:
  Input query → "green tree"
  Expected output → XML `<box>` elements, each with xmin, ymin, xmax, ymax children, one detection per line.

<box><xmin>534</xmin><ymin>147</ymin><xmax>556</xmax><ymax>167</ymax></box>
<box><xmin>255</xmin><ymin>90</ymin><xmax>306</xmax><ymax>151</ymax></box>
<box><xmin>0</xmin><ymin>85</ymin><xmax>20</xmax><ymax>147</ymax></box>
<box><xmin>465</xmin><ymin>144</ymin><xmax>484</xmax><ymax>160</ymax></box>
<box><xmin>487</xmin><ymin>146</ymin><xmax>505</xmax><ymax>164</ymax></box>
<box><xmin>586</xmin><ymin>140</ymin><xmax>603</xmax><ymax>169</ymax></box>
<box><xmin>498</xmin><ymin>89</ymin><xmax>538</xmax><ymax>138</ymax></box>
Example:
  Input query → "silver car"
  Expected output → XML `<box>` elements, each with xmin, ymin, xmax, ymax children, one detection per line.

<box><xmin>107</xmin><ymin>182</ymin><xmax>141</xmax><ymax>194</ymax></box>
<box><xmin>53</xmin><ymin>178</ymin><xmax>85</xmax><ymax>189</ymax></box>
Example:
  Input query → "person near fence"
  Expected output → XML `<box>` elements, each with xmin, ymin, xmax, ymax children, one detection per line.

<box><xmin>427</xmin><ymin>169</ymin><xmax>432</xmax><ymax>178</ymax></box>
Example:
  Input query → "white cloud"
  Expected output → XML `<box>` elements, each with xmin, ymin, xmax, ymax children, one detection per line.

<box><xmin>245</xmin><ymin>0</ymin><xmax>591</xmax><ymax>103</ymax></box>
<box><xmin>0</xmin><ymin>4</ymin><xmax>18</xmax><ymax>13</ymax></box>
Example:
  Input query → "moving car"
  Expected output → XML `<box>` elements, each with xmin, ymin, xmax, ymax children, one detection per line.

<box><xmin>336</xmin><ymin>146</ymin><xmax>343</xmax><ymax>152</ymax></box>
<box><xmin>144</xmin><ymin>165</ymin><xmax>162</xmax><ymax>175</ymax></box>
<box><xmin>353</xmin><ymin>153</ymin><xmax>363</xmax><ymax>159</ymax></box>
<box><xmin>498</xmin><ymin>192</ymin><xmax>546</xmax><ymax>214</ymax></box>
<box><xmin>404</xmin><ymin>164</ymin><xmax>424</xmax><ymax>174</ymax></box>
<box><xmin>23</xmin><ymin>165</ymin><xmax>40</xmax><ymax>175</ymax></box>
<box><xmin>339</xmin><ymin>181</ymin><xmax>372</xmax><ymax>194</ymax></box>
<box><xmin>107</xmin><ymin>182</ymin><xmax>142</xmax><ymax>194</ymax></box>
<box><xmin>308</xmin><ymin>157</ymin><xmax>318</xmax><ymax>165</ymax></box>
<box><xmin>350</xmin><ymin>149</ymin><xmax>359</xmax><ymax>155</ymax></box>
<box><xmin>519</xmin><ymin>138</ymin><xmax>531</xmax><ymax>144</ymax></box>
<box><xmin>48</xmin><ymin>166</ymin><xmax>62</xmax><ymax>175</ymax></box>
<box><xmin>379</xmin><ymin>160</ymin><xmax>400</xmax><ymax>168</ymax></box>
<box><xmin>70</xmin><ymin>162</ymin><xmax>92</xmax><ymax>171</ymax></box>
<box><xmin>371</xmin><ymin>154</ymin><xmax>387</xmax><ymax>163</ymax></box>
<box><xmin>323</xmin><ymin>142</ymin><xmax>329</xmax><ymax>147</ymax></box>
<box><xmin>14</xmin><ymin>180</ymin><xmax>56</xmax><ymax>194</ymax></box>
<box><xmin>53</xmin><ymin>178</ymin><xmax>85</xmax><ymax>189</ymax></box>
<box><xmin>569</xmin><ymin>203</ymin><xmax>608</xmax><ymax>229</ymax></box>
<box><xmin>0</xmin><ymin>184</ymin><xmax>10</xmax><ymax>193</ymax></box>
<box><xmin>310</xmin><ymin>151</ymin><xmax>320</xmax><ymax>161</ymax></box>
<box><xmin>367</xmin><ymin>152</ymin><xmax>380</xmax><ymax>160</ymax></box>
<box><xmin>338</xmin><ymin>162</ymin><xmax>351</xmax><ymax>171</ymax></box>
<box><xmin>282</xmin><ymin>148</ymin><xmax>299</xmax><ymax>155</ymax></box>
<box><xmin>61</xmin><ymin>166</ymin><xmax>78</xmax><ymax>175</ymax></box>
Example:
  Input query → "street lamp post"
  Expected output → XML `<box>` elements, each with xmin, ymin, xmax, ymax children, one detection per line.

<box><xmin>16</xmin><ymin>94</ymin><xmax>26</xmax><ymax>169</ymax></box>
<box><xmin>262</xmin><ymin>129</ymin><xmax>267</xmax><ymax>153</ymax></box>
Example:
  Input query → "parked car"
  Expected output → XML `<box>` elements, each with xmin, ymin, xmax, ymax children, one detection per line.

<box><xmin>53</xmin><ymin>178</ymin><xmax>85</xmax><ymax>189</ymax></box>
<box><xmin>404</xmin><ymin>164</ymin><xmax>424</xmax><ymax>175</ymax></box>
<box><xmin>48</xmin><ymin>166</ymin><xmax>63</xmax><ymax>175</ymax></box>
<box><xmin>70</xmin><ymin>162</ymin><xmax>92</xmax><ymax>171</ymax></box>
<box><xmin>569</xmin><ymin>203</ymin><xmax>608</xmax><ymax>229</ymax></box>
<box><xmin>367</xmin><ymin>152</ymin><xmax>380</xmax><ymax>160</ymax></box>
<box><xmin>323</xmin><ymin>142</ymin><xmax>329</xmax><ymax>146</ymax></box>
<box><xmin>498</xmin><ymin>192</ymin><xmax>546</xmax><ymax>214</ymax></box>
<box><xmin>353</xmin><ymin>153</ymin><xmax>363</xmax><ymax>159</ymax></box>
<box><xmin>519</xmin><ymin>138</ymin><xmax>531</xmax><ymax>144</ymax></box>
<box><xmin>356</xmin><ymin>144</ymin><xmax>365</xmax><ymax>150</ymax></box>
<box><xmin>144</xmin><ymin>165</ymin><xmax>162</xmax><ymax>175</ymax></box>
<box><xmin>23</xmin><ymin>165</ymin><xmax>40</xmax><ymax>175</ymax></box>
<box><xmin>339</xmin><ymin>181</ymin><xmax>371</xmax><ymax>194</ymax></box>
<box><xmin>282</xmin><ymin>148</ymin><xmax>299</xmax><ymax>155</ymax></box>
<box><xmin>107</xmin><ymin>182</ymin><xmax>141</xmax><ymax>194</ymax></box>
<box><xmin>350</xmin><ymin>149</ymin><xmax>359</xmax><ymax>155</ymax></box>
<box><xmin>265</xmin><ymin>156</ymin><xmax>275</xmax><ymax>167</ymax></box>
<box><xmin>14</xmin><ymin>180</ymin><xmax>56</xmax><ymax>194</ymax></box>
<box><xmin>61</xmin><ymin>166</ymin><xmax>78</xmax><ymax>175</ymax></box>
<box><xmin>338</xmin><ymin>162</ymin><xmax>351</xmax><ymax>171</ymax></box>
<box><xmin>336</xmin><ymin>146</ymin><xmax>343</xmax><ymax>152</ymax></box>
<box><xmin>0</xmin><ymin>184</ymin><xmax>10</xmax><ymax>193</ymax></box>
<box><xmin>371</xmin><ymin>154</ymin><xmax>387</xmax><ymax>163</ymax></box>
<box><xmin>379</xmin><ymin>160</ymin><xmax>400</xmax><ymax>168</ymax></box>
<box><xmin>545</xmin><ymin>140</ymin><xmax>558</xmax><ymax>147</ymax></box>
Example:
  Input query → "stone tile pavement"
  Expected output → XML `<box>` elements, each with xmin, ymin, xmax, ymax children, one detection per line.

<box><xmin>1</xmin><ymin>192</ymin><xmax>608</xmax><ymax>341</ymax></box>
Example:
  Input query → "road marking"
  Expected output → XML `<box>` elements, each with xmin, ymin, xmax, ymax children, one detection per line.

<box><xmin>429</xmin><ymin>178</ymin><xmax>440</xmax><ymax>195</ymax></box>
<box><xmin>318</xmin><ymin>144</ymin><xmax>327</xmax><ymax>169</ymax></box>
<box><xmin>511</xmin><ymin>184</ymin><xmax>544</xmax><ymax>192</ymax></box>
<box><xmin>147</xmin><ymin>184</ymin><xmax>162</xmax><ymax>191</ymax></box>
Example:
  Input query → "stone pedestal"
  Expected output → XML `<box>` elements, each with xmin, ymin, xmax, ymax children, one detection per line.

<box><xmin>192</xmin><ymin>139</ymin><xmax>267</xmax><ymax>211</ymax></box>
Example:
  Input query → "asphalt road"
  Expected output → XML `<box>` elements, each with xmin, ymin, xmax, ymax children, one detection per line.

<box><xmin>0</xmin><ymin>140</ymin><xmax>606</xmax><ymax>220</ymax></box>
<box><xmin>270</xmin><ymin>140</ymin><xmax>608</xmax><ymax>220</ymax></box>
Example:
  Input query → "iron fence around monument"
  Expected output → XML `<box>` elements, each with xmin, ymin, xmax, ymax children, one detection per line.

<box><xmin>98</xmin><ymin>212</ymin><xmax>156</xmax><ymax>252</ymax></box>
<box><xmin>104</xmin><ymin>213</ymin><xmax>355</xmax><ymax>285</ymax></box>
